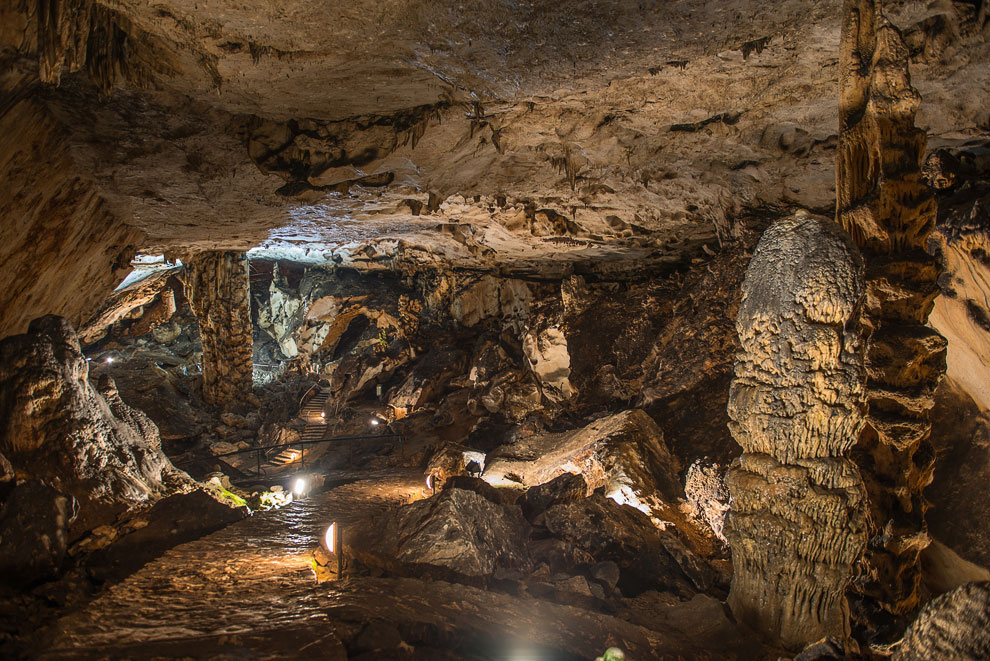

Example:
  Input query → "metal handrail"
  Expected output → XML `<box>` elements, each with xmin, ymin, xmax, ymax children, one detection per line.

<box><xmin>212</xmin><ymin>433</ymin><xmax>403</xmax><ymax>460</ymax></box>
<box><xmin>173</xmin><ymin>433</ymin><xmax>405</xmax><ymax>476</ymax></box>
<box><xmin>298</xmin><ymin>383</ymin><xmax>320</xmax><ymax>408</ymax></box>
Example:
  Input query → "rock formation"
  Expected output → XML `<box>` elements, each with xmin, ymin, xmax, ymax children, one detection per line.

<box><xmin>483</xmin><ymin>409</ymin><xmax>683</xmax><ymax>526</ymax></box>
<box><xmin>0</xmin><ymin>78</ymin><xmax>141</xmax><ymax>340</ymax></box>
<box><xmin>181</xmin><ymin>251</ymin><xmax>254</xmax><ymax>409</ymax></box>
<box><xmin>894</xmin><ymin>581</ymin><xmax>990</xmax><ymax>660</ymax></box>
<box><xmin>836</xmin><ymin>0</ymin><xmax>948</xmax><ymax>615</ymax></box>
<box><xmin>0</xmin><ymin>316</ymin><xmax>190</xmax><ymax>583</ymax></box>
<box><xmin>725</xmin><ymin>213</ymin><xmax>868</xmax><ymax>649</ymax></box>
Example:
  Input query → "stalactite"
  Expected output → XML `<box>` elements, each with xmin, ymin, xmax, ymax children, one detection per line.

<box><xmin>836</xmin><ymin>0</ymin><xmax>948</xmax><ymax>616</ymax></box>
<box><xmin>725</xmin><ymin>212</ymin><xmax>868</xmax><ymax>651</ymax></box>
<box><xmin>35</xmin><ymin>0</ymin><xmax>170</xmax><ymax>94</ymax></box>
<box><xmin>182</xmin><ymin>252</ymin><xmax>254</xmax><ymax>410</ymax></box>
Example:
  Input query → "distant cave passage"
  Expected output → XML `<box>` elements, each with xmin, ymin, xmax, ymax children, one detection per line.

<box><xmin>331</xmin><ymin>314</ymin><xmax>370</xmax><ymax>361</ymax></box>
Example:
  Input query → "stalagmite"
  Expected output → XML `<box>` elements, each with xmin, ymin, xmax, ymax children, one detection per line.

<box><xmin>836</xmin><ymin>0</ymin><xmax>948</xmax><ymax>615</ymax></box>
<box><xmin>725</xmin><ymin>212</ymin><xmax>868</xmax><ymax>650</ymax></box>
<box><xmin>181</xmin><ymin>251</ymin><xmax>254</xmax><ymax>409</ymax></box>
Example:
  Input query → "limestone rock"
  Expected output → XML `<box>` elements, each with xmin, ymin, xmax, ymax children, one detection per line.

<box><xmin>485</xmin><ymin>409</ymin><xmax>682</xmax><ymax>526</ymax></box>
<box><xmin>836</xmin><ymin>0</ymin><xmax>948</xmax><ymax>615</ymax></box>
<box><xmin>79</xmin><ymin>267</ymin><xmax>182</xmax><ymax>345</ymax></box>
<box><xmin>0</xmin><ymin>88</ymin><xmax>141</xmax><ymax>340</ymax></box>
<box><xmin>519</xmin><ymin>472</ymin><xmax>588</xmax><ymax>523</ymax></box>
<box><xmin>523</xmin><ymin>326</ymin><xmax>575</xmax><ymax>400</ymax></box>
<box><xmin>449</xmin><ymin>277</ymin><xmax>532</xmax><ymax>327</ymax></box>
<box><xmin>542</xmin><ymin>493</ymin><xmax>708</xmax><ymax>597</ymax></box>
<box><xmin>0</xmin><ymin>480</ymin><xmax>72</xmax><ymax>587</ymax></box>
<box><xmin>348</xmin><ymin>487</ymin><xmax>530</xmax><ymax>577</ymax></box>
<box><xmin>0</xmin><ymin>316</ymin><xmax>190</xmax><ymax>536</ymax></box>
<box><xmin>895</xmin><ymin>582</ymin><xmax>990</xmax><ymax>660</ymax></box>
<box><xmin>725</xmin><ymin>213</ymin><xmax>868</xmax><ymax>649</ymax></box>
<box><xmin>683</xmin><ymin>459</ymin><xmax>729</xmax><ymax>545</ymax></box>
<box><xmin>181</xmin><ymin>252</ymin><xmax>254</xmax><ymax>410</ymax></box>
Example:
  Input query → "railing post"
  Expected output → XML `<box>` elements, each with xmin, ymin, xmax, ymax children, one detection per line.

<box><xmin>335</xmin><ymin>523</ymin><xmax>343</xmax><ymax>579</ymax></box>
<box><xmin>256</xmin><ymin>448</ymin><xmax>261</xmax><ymax>476</ymax></box>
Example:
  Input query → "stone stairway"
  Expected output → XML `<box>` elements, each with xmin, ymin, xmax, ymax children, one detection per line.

<box><xmin>269</xmin><ymin>387</ymin><xmax>328</xmax><ymax>467</ymax></box>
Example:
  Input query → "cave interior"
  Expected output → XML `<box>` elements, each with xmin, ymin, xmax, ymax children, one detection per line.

<box><xmin>1</xmin><ymin>0</ymin><xmax>990</xmax><ymax>659</ymax></box>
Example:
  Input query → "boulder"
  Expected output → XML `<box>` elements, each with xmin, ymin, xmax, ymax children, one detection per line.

<box><xmin>519</xmin><ymin>472</ymin><xmax>588</xmax><ymax>522</ymax></box>
<box><xmin>484</xmin><ymin>409</ymin><xmax>682</xmax><ymax>526</ymax></box>
<box><xmin>895</xmin><ymin>581</ymin><xmax>990</xmax><ymax>660</ymax></box>
<box><xmin>348</xmin><ymin>487</ymin><xmax>530</xmax><ymax>578</ymax></box>
<box><xmin>542</xmin><ymin>493</ymin><xmax>711</xmax><ymax>597</ymax></box>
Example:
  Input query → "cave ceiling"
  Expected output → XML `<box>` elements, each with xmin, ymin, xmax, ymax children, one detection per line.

<box><xmin>7</xmin><ymin>0</ymin><xmax>989</xmax><ymax>272</ymax></box>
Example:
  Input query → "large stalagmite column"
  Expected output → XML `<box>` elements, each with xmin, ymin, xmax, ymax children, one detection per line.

<box><xmin>182</xmin><ymin>251</ymin><xmax>254</xmax><ymax>409</ymax></box>
<box><xmin>725</xmin><ymin>212</ymin><xmax>868</xmax><ymax>650</ymax></box>
<box><xmin>836</xmin><ymin>0</ymin><xmax>948</xmax><ymax>615</ymax></box>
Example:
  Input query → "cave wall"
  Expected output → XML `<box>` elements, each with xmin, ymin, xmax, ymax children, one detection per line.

<box><xmin>0</xmin><ymin>78</ymin><xmax>141</xmax><ymax>340</ymax></box>
<box><xmin>836</xmin><ymin>0</ymin><xmax>948</xmax><ymax>615</ymax></box>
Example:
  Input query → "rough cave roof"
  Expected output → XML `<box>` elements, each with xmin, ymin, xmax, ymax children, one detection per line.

<box><xmin>7</xmin><ymin>0</ymin><xmax>990</xmax><ymax>269</ymax></box>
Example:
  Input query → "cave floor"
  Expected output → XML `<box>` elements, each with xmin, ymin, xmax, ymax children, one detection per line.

<box><xmin>38</xmin><ymin>469</ymin><xmax>422</xmax><ymax>659</ymax></box>
<box><xmin>36</xmin><ymin>467</ymin><xmax>763</xmax><ymax>660</ymax></box>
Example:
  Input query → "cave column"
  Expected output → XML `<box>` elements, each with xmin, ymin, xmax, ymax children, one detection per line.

<box><xmin>725</xmin><ymin>213</ymin><xmax>869</xmax><ymax>650</ymax></box>
<box><xmin>181</xmin><ymin>251</ymin><xmax>254</xmax><ymax>410</ymax></box>
<box><xmin>836</xmin><ymin>0</ymin><xmax>948</xmax><ymax>615</ymax></box>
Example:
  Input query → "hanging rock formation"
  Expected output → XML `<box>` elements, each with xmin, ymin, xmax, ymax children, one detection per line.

<box><xmin>836</xmin><ymin>0</ymin><xmax>948</xmax><ymax>615</ymax></box>
<box><xmin>181</xmin><ymin>252</ymin><xmax>254</xmax><ymax>409</ymax></box>
<box><xmin>725</xmin><ymin>213</ymin><xmax>868</xmax><ymax>650</ymax></box>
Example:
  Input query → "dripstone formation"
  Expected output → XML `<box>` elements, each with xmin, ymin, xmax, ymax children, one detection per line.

<box><xmin>725</xmin><ymin>213</ymin><xmax>868</xmax><ymax>650</ymax></box>
<box><xmin>836</xmin><ymin>0</ymin><xmax>948</xmax><ymax>615</ymax></box>
<box><xmin>181</xmin><ymin>251</ymin><xmax>254</xmax><ymax>410</ymax></box>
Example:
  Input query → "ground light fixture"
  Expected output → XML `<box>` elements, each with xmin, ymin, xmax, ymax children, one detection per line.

<box><xmin>321</xmin><ymin>522</ymin><xmax>344</xmax><ymax>579</ymax></box>
<box><xmin>106</xmin><ymin>356</ymin><xmax>113</xmax><ymax>364</ymax></box>
<box><xmin>370</xmin><ymin>419</ymin><xmax>379</xmax><ymax>426</ymax></box>
<box><xmin>293</xmin><ymin>477</ymin><xmax>307</xmax><ymax>497</ymax></box>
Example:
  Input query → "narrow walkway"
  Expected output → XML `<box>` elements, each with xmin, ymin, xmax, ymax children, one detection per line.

<box><xmin>40</xmin><ymin>470</ymin><xmax>424</xmax><ymax>658</ymax></box>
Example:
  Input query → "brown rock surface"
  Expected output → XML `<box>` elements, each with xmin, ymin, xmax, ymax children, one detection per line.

<box><xmin>181</xmin><ymin>251</ymin><xmax>254</xmax><ymax>409</ymax></box>
<box><xmin>725</xmin><ymin>212</ymin><xmax>868</xmax><ymax>649</ymax></box>
<box><xmin>836</xmin><ymin>0</ymin><xmax>948</xmax><ymax>615</ymax></box>
<box><xmin>0</xmin><ymin>78</ymin><xmax>141</xmax><ymax>340</ymax></box>
<box><xmin>894</xmin><ymin>581</ymin><xmax>990</xmax><ymax>660</ymax></box>
<box><xmin>484</xmin><ymin>409</ymin><xmax>683</xmax><ymax>525</ymax></box>
<box><xmin>0</xmin><ymin>316</ymin><xmax>190</xmax><ymax>536</ymax></box>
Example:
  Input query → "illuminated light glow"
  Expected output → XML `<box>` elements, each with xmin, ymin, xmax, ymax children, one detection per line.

<box><xmin>370</xmin><ymin>419</ymin><xmax>379</xmax><ymax>425</ymax></box>
<box><xmin>106</xmin><ymin>356</ymin><xmax>114</xmax><ymax>364</ymax></box>
<box><xmin>320</xmin><ymin>412</ymin><xmax>325</xmax><ymax>419</ymax></box>
<box><xmin>425</xmin><ymin>474</ymin><xmax>433</xmax><ymax>490</ymax></box>
<box><xmin>293</xmin><ymin>478</ymin><xmax>307</xmax><ymax>496</ymax></box>
<box><xmin>324</xmin><ymin>522</ymin><xmax>336</xmax><ymax>553</ymax></box>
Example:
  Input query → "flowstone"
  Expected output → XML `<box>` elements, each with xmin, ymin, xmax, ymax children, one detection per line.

<box><xmin>725</xmin><ymin>213</ymin><xmax>868</xmax><ymax>649</ymax></box>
